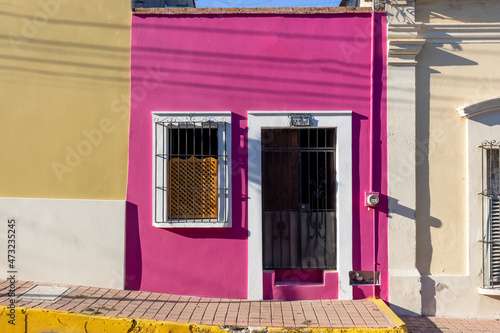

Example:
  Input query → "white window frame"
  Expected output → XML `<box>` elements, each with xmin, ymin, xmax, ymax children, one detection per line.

<box><xmin>458</xmin><ymin>97</ymin><xmax>500</xmax><ymax>295</ymax></box>
<box><xmin>152</xmin><ymin>111</ymin><xmax>231</xmax><ymax>228</ymax></box>
<box><xmin>479</xmin><ymin>144</ymin><xmax>500</xmax><ymax>290</ymax></box>
<box><xmin>247</xmin><ymin>111</ymin><xmax>353</xmax><ymax>300</ymax></box>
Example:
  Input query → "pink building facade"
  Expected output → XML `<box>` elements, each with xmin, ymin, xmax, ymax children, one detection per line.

<box><xmin>127</xmin><ymin>10</ymin><xmax>388</xmax><ymax>301</ymax></box>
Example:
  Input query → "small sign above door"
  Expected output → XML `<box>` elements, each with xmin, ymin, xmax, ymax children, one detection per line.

<box><xmin>289</xmin><ymin>114</ymin><xmax>312</xmax><ymax>127</ymax></box>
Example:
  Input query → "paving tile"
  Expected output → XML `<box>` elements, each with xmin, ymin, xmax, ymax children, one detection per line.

<box><xmin>178</xmin><ymin>297</ymin><xmax>199</xmax><ymax>323</ymax></box>
<box><xmin>77</xmin><ymin>288</ymin><xmax>120</xmax><ymax>314</ymax></box>
<box><xmin>402</xmin><ymin>316</ymin><xmax>500</xmax><ymax>333</ymax></box>
<box><xmin>131</xmin><ymin>292</ymin><xmax>163</xmax><ymax>318</ymax></box>
<box><xmin>312</xmin><ymin>301</ymin><xmax>331</xmax><ymax>327</ymax></box>
<box><xmin>200</xmin><ymin>300</ymin><xmax>220</xmax><ymax>325</ymax></box>
<box><xmin>271</xmin><ymin>302</ymin><xmax>284</xmax><ymax>327</ymax></box>
<box><xmin>188</xmin><ymin>300</ymin><xmax>209</xmax><ymax>323</ymax></box>
<box><xmin>213</xmin><ymin>299</ymin><xmax>229</xmax><ymax>325</ymax></box>
<box><xmin>290</xmin><ymin>301</ymin><xmax>306</xmax><ymax>327</ymax></box>
<box><xmin>60</xmin><ymin>286</ymin><xmax>93</xmax><ymax>311</ymax></box>
<box><xmin>224</xmin><ymin>301</ymin><xmax>240</xmax><ymax>325</ymax></box>
<box><xmin>235</xmin><ymin>301</ymin><xmax>250</xmax><ymax>325</ymax></box>
<box><xmin>99</xmin><ymin>290</ymin><xmax>132</xmax><ymax>316</ymax></box>
<box><xmin>152</xmin><ymin>295</ymin><xmax>176</xmax><ymax>321</ymax></box>
<box><xmin>248</xmin><ymin>301</ymin><xmax>260</xmax><ymax>325</ymax></box>
<box><xmin>301</xmin><ymin>301</ymin><xmax>319</xmax><ymax>326</ymax></box>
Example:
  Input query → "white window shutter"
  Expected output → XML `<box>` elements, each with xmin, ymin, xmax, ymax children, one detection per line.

<box><xmin>490</xmin><ymin>197</ymin><xmax>500</xmax><ymax>283</ymax></box>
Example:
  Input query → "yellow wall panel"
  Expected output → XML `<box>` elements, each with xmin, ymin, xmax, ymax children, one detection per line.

<box><xmin>0</xmin><ymin>0</ymin><xmax>130</xmax><ymax>199</ymax></box>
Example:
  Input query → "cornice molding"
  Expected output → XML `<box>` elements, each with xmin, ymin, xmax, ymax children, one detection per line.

<box><xmin>457</xmin><ymin>96</ymin><xmax>500</xmax><ymax>118</ymax></box>
<box><xmin>388</xmin><ymin>39</ymin><xmax>425</xmax><ymax>65</ymax></box>
<box><xmin>389</xmin><ymin>23</ymin><xmax>500</xmax><ymax>44</ymax></box>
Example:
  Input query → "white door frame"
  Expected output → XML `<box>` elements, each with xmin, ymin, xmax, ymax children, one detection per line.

<box><xmin>247</xmin><ymin>111</ymin><xmax>353</xmax><ymax>300</ymax></box>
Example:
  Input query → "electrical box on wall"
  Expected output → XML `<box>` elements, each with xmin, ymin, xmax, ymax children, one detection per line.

<box><xmin>349</xmin><ymin>271</ymin><xmax>380</xmax><ymax>285</ymax></box>
<box><xmin>365</xmin><ymin>192</ymin><xmax>380</xmax><ymax>208</ymax></box>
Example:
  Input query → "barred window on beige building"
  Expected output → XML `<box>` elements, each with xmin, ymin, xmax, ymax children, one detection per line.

<box><xmin>481</xmin><ymin>141</ymin><xmax>500</xmax><ymax>290</ymax></box>
<box><xmin>152</xmin><ymin>112</ymin><xmax>231</xmax><ymax>228</ymax></box>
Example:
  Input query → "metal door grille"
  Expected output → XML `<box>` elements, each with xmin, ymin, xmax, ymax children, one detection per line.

<box><xmin>480</xmin><ymin>141</ymin><xmax>500</xmax><ymax>288</ymax></box>
<box><xmin>154</xmin><ymin>120</ymin><xmax>228</xmax><ymax>223</ymax></box>
<box><xmin>262</xmin><ymin>128</ymin><xmax>336</xmax><ymax>270</ymax></box>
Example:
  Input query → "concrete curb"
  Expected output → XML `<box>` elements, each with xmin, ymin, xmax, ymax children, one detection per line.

<box><xmin>369</xmin><ymin>299</ymin><xmax>407</xmax><ymax>333</ymax></box>
<box><xmin>0</xmin><ymin>303</ymin><xmax>407</xmax><ymax>333</ymax></box>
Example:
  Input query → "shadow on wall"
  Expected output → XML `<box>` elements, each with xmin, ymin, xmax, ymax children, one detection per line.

<box><xmin>162</xmin><ymin>112</ymin><xmax>249</xmax><ymax>240</ymax></box>
<box><xmin>125</xmin><ymin>113</ymin><xmax>249</xmax><ymax>291</ymax></box>
<box><xmin>0</xmin><ymin>10</ymin><xmax>130</xmax><ymax>90</ymax></box>
<box><xmin>0</xmin><ymin>10</ymin><xmax>129</xmax><ymax>30</ymax></box>
<box><xmin>420</xmin><ymin>276</ymin><xmax>439</xmax><ymax>316</ymax></box>
<box><xmin>130</xmin><ymin>16</ymin><xmax>374</xmax><ymax>108</ymax></box>
<box><xmin>126</xmin><ymin>201</ymin><xmax>142</xmax><ymax>290</ymax></box>
<box><xmin>415</xmin><ymin>44</ymin><xmax>478</xmax><ymax>316</ymax></box>
<box><xmin>416</xmin><ymin>0</ymin><xmax>500</xmax><ymax>24</ymax></box>
<box><xmin>420</xmin><ymin>275</ymin><xmax>489</xmax><ymax>317</ymax></box>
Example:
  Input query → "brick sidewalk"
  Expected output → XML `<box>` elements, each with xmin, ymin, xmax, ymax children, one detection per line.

<box><xmin>3</xmin><ymin>280</ymin><xmax>499</xmax><ymax>332</ymax></box>
<box><xmin>402</xmin><ymin>315</ymin><xmax>500</xmax><ymax>333</ymax></box>
<box><xmin>0</xmin><ymin>280</ymin><xmax>397</xmax><ymax>329</ymax></box>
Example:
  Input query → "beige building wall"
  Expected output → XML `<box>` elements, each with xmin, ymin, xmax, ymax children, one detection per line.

<box><xmin>416</xmin><ymin>43</ymin><xmax>500</xmax><ymax>275</ymax></box>
<box><xmin>388</xmin><ymin>0</ymin><xmax>500</xmax><ymax>318</ymax></box>
<box><xmin>0</xmin><ymin>0</ymin><xmax>130</xmax><ymax>200</ymax></box>
<box><xmin>417</xmin><ymin>0</ymin><xmax>500</xmax><ymax>23</ymax></box>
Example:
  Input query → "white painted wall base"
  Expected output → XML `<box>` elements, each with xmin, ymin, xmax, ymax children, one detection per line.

<box><xmin>387</xmin><ymin>61</ymin><xmax>423</xmax><ymax>316</ymax></box>
<box><xmin>421</xmin><ymin>275</ymin><xmax>500</xmax><ymax>319</ymax></box>
<box><xmin>389</xmin><ymin>269</ymin><xmax>422</xmax><ymax>316</ymax></box>
<box><xmin>0</xmin><ymin>198</ymin><xmax>126</xmax><ymax>289</ymax></box>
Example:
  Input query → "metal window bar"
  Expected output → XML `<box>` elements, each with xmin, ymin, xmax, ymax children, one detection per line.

<box><xmin>155</xmin><ymin>120</ymin><xmax>228</xmax><ymax>224</ymax></box>
<box><xmin>480</xmin><ymin>141</ymin><xmax>500</xmax><ymax>289</ymax></box>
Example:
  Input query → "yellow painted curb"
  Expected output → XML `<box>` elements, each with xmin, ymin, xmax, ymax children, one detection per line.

<box><xmin>369</xmin><ymin>299</ymin><xmax>408</xmax><ymax>333</ymax></box>
<box><xmin>0</xmin><ymin>304</ymin><xmax>407</xmax><ymax>333</ymax></box>
<box><xmin>0</xmin><ymin>306</ymin><xmax>194</xmax><ymax>333</ymax></box>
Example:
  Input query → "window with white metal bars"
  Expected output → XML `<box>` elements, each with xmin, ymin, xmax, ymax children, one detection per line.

<box><xmin>480</xmin><ymin>141</ymin><xmax>500</xmax><ymax>289</ymax></box>
<box><xmin>153</xmin><ymin>113</ymin><xmax>231</xmax><ymax>227</ymax></box>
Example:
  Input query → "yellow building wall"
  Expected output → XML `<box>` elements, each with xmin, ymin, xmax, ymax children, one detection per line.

<box><xmin>0</xmin><ymin>0</ymin><xmax>130</xmax><ymax>199</ymax></box>
<box><xmin>417</xmin><ymin>0</ymin><xmax>500</xmax><ymax>23</ymax></box>
<box><xmin>416</xmin><ymin>42</ymin><xmax>500</xmax><ymax>275</ymax></box>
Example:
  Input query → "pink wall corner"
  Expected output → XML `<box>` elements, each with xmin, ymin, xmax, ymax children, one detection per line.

<box><xmin>352</xmin><ymin>285</ymin><xmax>382</xmax><ymax>300</ymax></box>
<box><xmin>349</xmin><ymin>13</ymin><xmax>389</xmax><ymax>302</ymax></box>
<box><xmin>265</xmin><ymin>271</ymin><xmax>339</xmax><ymax>301</ymax></box>
<box><xmin>127</xmin><ymin>12</ymin><xmax>388</xmax><ymax>301</ymax></box>
<box><xmin>263</xmin><ymin>271</ymin><xmax>275</xmax><ymax>300</ymax></box>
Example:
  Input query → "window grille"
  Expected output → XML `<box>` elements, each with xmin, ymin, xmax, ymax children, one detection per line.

<box><xmin>153</xmin><ymin>114</ymin><xmax>230</xmax><ymax>227</ymax></box>
<box><xmin>480</xmin><ymin>141</ymin><xmax>500</xmax><ymax>289</ymax></box>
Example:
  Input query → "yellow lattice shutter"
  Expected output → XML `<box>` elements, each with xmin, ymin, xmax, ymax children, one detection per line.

<box><xmin>167</xmin><ymin>156</ymin><xmax>218</xmax><ymax>219</ymax></box>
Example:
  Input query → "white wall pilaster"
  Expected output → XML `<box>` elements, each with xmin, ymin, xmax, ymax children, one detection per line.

<box><xmin>386</xmin><ymin>0</ymin><xmax>423</xmax><ymax>316</ymax></box>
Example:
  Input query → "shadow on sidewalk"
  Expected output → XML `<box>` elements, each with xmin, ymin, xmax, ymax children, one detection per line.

<box><xmin>400</xmin><ymin>316</ymin><xmax>444</xmax><ymax>333</ymax></box>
